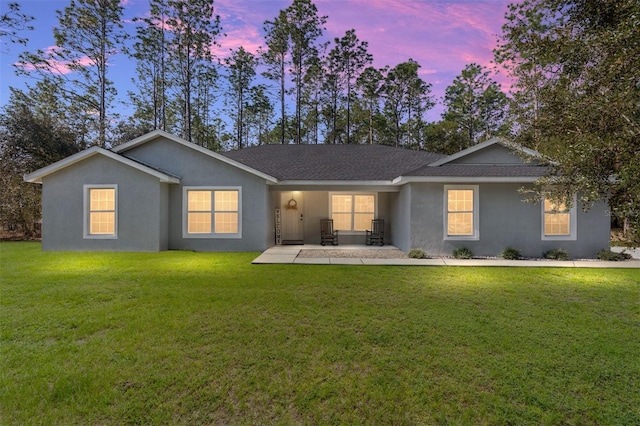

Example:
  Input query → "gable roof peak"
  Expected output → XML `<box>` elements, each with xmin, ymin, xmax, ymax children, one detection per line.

<box><xmin>427</xmin><ymin>137</ymin><xmax>542</xmax><ymax>167</ymax></box>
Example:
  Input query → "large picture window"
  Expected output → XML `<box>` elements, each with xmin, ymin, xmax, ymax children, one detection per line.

<box><xmin>330</xmin><ymin>193</ymin><xmax>375</xmax><ymax>232</ymax></box>
<box><xmin>542</xmin><ymin>197</ymin><xmax>576</xmax><ymax>240</ymax></box>
<box><xmin>184</xmin><ymin>187</ymin><xmax>241</xmax><ymax>238</ymax></box>
<box><xmin>444</xmin><ymin>185</ymin><xmax>479</xmax><ymax>240</ymax></box>
<box><xmin>84</xmin><ymin>185</ymin><xmax>117</xmax><ymax>239</ymax></box>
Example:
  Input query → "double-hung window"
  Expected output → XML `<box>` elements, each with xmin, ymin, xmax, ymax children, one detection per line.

<box><xmin>330</xmin><ymin>193</ymin><xmax>375</xmax><ymax>232</ymax></box>
<box><xmin>542</xmin><ymin>197</ymin><xmax>576</xmax><ymax>240</ymax></box>
<box><xmin>84</xmin><ymin>185</ymin><xmax>117</xmax><ymax>238</ymax></box>
<box><xmin>184</xmin><ymin>187</ymin><xmax>241</xmax><ymax>238</ymax></box>
<box><xmin>444</xmin><ymin>185</ymin><xmax>479</xmax><ymax>240</ymax></box>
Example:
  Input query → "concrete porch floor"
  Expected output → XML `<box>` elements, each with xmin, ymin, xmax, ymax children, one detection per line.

<box><xmin>252</xmin><ymin>245</ymin><xmax>640</xmax><ymax>268</ymax></box>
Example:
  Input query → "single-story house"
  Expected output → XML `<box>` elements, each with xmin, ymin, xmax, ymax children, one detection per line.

<box><xmin>24</xmin><ymin>130</ymin><xmax>610</xmax><ymax>258</ymax></box>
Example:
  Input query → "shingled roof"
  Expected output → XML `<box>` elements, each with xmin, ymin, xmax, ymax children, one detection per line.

<box><xmin>221</xmin><ymin>144</ymin><xmax>446</xmax><ymax>181</ymax></box>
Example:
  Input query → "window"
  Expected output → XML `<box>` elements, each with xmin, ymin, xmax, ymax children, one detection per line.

<box><xmin>444</xmin><ymin>185</ymin><xmax>478</xmax><ymax>240</ymax></box>
<box><xmin>183</xmin><ymin>187</ymin><xmax>241</xmax><ymax>238</ymax></box>
<box><xmin>84</xmin><ymin>185</ymin><xmax>117</xmax><ymax>239</ymax></box>
<box><xmin>542</xmin><ymin>197</ymin><xmax>576</xmax><ymax>240</ymax></box>
<box><xmin>330</xmin><ymin>193</ymin><xmax>375</xmax><ymax>232</ymax></box>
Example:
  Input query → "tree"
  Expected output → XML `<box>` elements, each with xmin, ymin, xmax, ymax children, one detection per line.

<box><xmin>17</xmin><ymin>0</ymin><xmax>125</xmax><ymax>147</ymax></box>
<box><xmin>382</xmin><ymin>59</ymin><xmax>433</xmax><ymax>148</ymax></box>
<box><xmin>495</xmin><ymin>0</ymin><xmax>640</xmax><ymax>242</ymax></box>
<box><xmin>130</xmin><ymin>0</ymin><xmax>172</xmax><ymax>132</ymax></box>
<box><xmin>0</xmin><ymin>84</ymin><xmax>83</xmax><ymax>237</ymax></box>
<box><xmin>0</xmin><ymin>2</ymin><xmax>34</xmax><ymax>52</ymax></box>
<box><xmin>262</xmin><ymin>10</ymin><xmax>289</xmax><ymax>144</ymax></box>
<box><xmin>246</xmin><ymin>85</ymin><xmax>274</xmax><ymax>145</ymax></box>
<box><xmin>327</xmin><ymin>29</ymin><xmax>372</xmax><ymax>143</ymax></box>
<box><xmin>356</xmin><ymin>66</ymin><xmax>385</xmax><ymax>144</ymax></box>
<box><xmin>224</xmin><ymin>46</ymin><xmax>258</xmax><ymax>149</ymax></box>
<box><xmin>442</xmin><ymin>63</ymin><xmax>509</xmax><ymax>148</ymax></box>
<box><xmin>165</xmin><ymin>0</ymin><xmax>221</xmax><ymax>143</ymax></box>
<box><xmin>285</xmin><ymin>0</ymin><xmax>327</xmax><ymax>144</ymax></box>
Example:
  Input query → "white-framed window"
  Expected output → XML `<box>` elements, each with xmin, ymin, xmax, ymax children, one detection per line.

<box><xmin>84</xmin><ymin>185</ymin><xmax>117</xmax><ymax>239</ymax></box>
<box><xmin>444</xmin><ymin>185</ymin><xmax>479</xmax><ymax>240</ymax></box>
<box><xmin>329</xmin><ymin>193</ymin><xmax>376</xmax><ymax>232</ymax></box>
<box><xmin>183</xmin><ymin>187</ymin><xmax>242</xmax><ymax>238</ymax></box>
<box><xmin>542</xmin><ymin>196</ymin><xmax>577</xmax><ymax>240</ymax></box>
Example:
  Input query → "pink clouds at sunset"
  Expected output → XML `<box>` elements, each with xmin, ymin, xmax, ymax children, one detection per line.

<box><xmin>1</xmin><ymin>0</ymin><xmax>517</xmax><ymax>120</ymax></box>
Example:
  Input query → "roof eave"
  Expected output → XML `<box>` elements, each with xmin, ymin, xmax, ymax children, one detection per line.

<box><xmin>393</xmin><ymin>176</ymin><xmax>542</xmax><ymax>184</ymax></box>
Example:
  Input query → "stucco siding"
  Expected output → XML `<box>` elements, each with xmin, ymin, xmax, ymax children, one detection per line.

<box><xmin>125</xmin><ymin>136</ymin><xmax>271</xmax><ymax>251</ymax></box>
<box><xmin>41</xmin><ymin>155</ymin><xmax>164</xmax><ymax>251</ymax></box>
<box><xmin>407</xmin><ymin>182</ymin><xmax>610</xmax><ymax>258</ymax></box>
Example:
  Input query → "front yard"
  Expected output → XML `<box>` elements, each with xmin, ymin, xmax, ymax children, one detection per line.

<box><xmin>1</xmin><ymin>242</ymin><xmax>639</xmax><ymax>424</ymax></box>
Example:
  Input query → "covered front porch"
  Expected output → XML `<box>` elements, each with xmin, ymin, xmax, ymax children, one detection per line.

<box><xmin>270</xmin><ymin>188</ymin><xmax>399</xmax><ymax>247</ymax></box>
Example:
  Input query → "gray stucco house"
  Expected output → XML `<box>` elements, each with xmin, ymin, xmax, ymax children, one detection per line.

<box><xmin>24</xmin><ymin>130</ymin><xmax>610</xmax><ymax>258</ymax></box>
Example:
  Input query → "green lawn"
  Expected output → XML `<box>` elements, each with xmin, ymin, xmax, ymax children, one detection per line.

<box><xmin>1</xmin><ymin>242</ymin><xmax>639</xmax><ymax>425</ymax></box>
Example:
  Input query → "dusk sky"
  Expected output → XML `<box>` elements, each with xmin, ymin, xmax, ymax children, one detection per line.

<box><xmin>1</xmin><ymin>0</ymin><xmax>517</xmax><ymax>121</ymax></box>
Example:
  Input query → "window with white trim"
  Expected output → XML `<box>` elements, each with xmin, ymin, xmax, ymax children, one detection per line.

<box><xmin>542</xmin><ymin>197</ymin><xmax>576</xmax><ymax>240</ymax></box>
<box><xmin>84</xmin><ymin>185</ymin><xmax>117</xmax><ymax>239</ymax></box>
<box><xmin>444</xmin><ymin>185</ymin><xmax>479</xmax><ymax>240</ymax></box>
<box><xmin>183</xmin><ymin>187</ymin><xmax>241</xmax><ymax>238</ymax></box>
<box><xmin>330</xmin><ymin>193</ymin><xmax>375</xmax><ymax>232</ymax></box>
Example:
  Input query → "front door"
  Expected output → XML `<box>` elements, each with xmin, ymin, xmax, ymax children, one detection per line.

<box><xmin>280</xmin><ymin>192</ymin><xmax>304</xmax><ymax>243</ymax></box>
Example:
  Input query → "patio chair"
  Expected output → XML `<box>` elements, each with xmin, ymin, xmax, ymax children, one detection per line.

<box><xmin>365</xmin><ymin>219</ymin><xmax>384</xmax><ymax>246</ymax></box>
<box><xmin>320</xmin><ymin>219</ymin><xmax>338</xmax><ymax>246</ymax></box>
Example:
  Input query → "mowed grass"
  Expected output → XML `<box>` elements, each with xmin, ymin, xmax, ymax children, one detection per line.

<box><xmin>1</xmin><ymin>243</ymin><xmax>639</xmax><ymax>425</ymax></box>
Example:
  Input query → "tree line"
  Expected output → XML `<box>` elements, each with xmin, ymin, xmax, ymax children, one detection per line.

<box><xmin>1</xmin><ymin>0</ymin><xmax>638</xmax><ymax>243</ymax></box>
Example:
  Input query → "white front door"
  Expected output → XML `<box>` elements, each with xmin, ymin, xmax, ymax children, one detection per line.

<box><xmin>280</xmin><ymin>192</ymin><xmax>304</xmax><ymax>243</ymax></box>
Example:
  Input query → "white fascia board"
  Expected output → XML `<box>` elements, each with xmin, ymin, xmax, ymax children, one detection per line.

<box><xmin>392</xmin><ymin>175</ymin><xmax>541</xmax><ymax>185</ymax></box>
<box><xmin>113</xmin><ymin>129</ymin><xmax>278</xmax><ymax>183</ymax></box>
<box><xmin>273</xmin><ymin>180</ymin><xmax>395</xmax><ymax>186</ymax></box>
<box><xmin>24</xmin><ymin>146</ymin><xmax>181</xmax><ymax>184</ymax></box>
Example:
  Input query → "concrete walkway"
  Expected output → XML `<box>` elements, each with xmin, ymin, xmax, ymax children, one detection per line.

<box><xmin>253</xmin><ymin>245</ymin><xmax>640</xmax><ymax>268</ymax></box>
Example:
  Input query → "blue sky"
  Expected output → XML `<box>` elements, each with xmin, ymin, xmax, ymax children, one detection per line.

<box><xmin>1</xmin><ymin>0</ymin><xmax>516</xmax><ymax>122</ymax></box>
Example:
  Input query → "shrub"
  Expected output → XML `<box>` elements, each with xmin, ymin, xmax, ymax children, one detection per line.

<box><xmin>501</xmin><ymin>247</ymin><xmax>521</xmax><ymax>260</ymax></box>
<box><xmin>597</xmin><ymin>249</ymin><xmax>632</xmax><ymax>261</ymax></box>
<box><xmin>408</xmin><ymin>248</ymin><xmax>426</xmax><ymax>259</ymax></box>
<box><xmin>452</xmin><ymin>247</ymin><xmax>473</xmax><ymax>259</ymax></box>
<box><xmin>544</xmin><ymin>248</ymin><xmax>569</xmax><ymax>260</ymax></box>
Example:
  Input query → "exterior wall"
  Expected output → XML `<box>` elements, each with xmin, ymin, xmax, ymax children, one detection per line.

<box><xmin>41</xmin><ymin>155</ymin><xmax>164</xmax><ymax>251</ymax></box>
<box><xmin>125</xmin><ymin>137</ymin><xmax>271</xmax><ymax>251</ymax></box>
<box><xmin>407</xmin><ymin>182</ymin><xmax>610</xmax><ymax>258</ymax></box>
<box><xmin>389</xmin><ymin>185</ymin><xmax>412</xmax><ymax>252</ymax></box>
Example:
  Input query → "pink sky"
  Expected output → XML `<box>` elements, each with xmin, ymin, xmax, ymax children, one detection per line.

<box><xmin>1</xmin><ymin>0</ymin><xmax>516</xmax><ymax>121</ymax></box>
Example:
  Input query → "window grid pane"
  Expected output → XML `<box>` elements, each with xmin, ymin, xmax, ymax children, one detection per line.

<box><xmin>214</xmin><ymin>212</ymin><xmax>238</xmax><ymax>234</ymax></box>
<box><xmin>354</xmin><ymin>213</ymin><xmax>374</xmax><ymax>231</ymax></box>
<box><xmin>188</xmin><ymin>212</ymin><xmax>212</xmax><ymax>234</ymax></box>
<box><xmin>188</xmin><ymin>191</ymin><xmax>211</xmax><ymax>211</ymax></box>
<box><xmin>544</xmin><ymin>212</ymin><xmax>570</xmax><ymax>235</ymax></box>
<box><xmin>90</xmin><ymin>212</ymin><xmax>115</xmax><ymax>234</ymax></box>
<box><xmin>215</xmin><ymin>191</ymin><xmax>238</xmax><ymax>212</ymax></box>
<box><xmin>332</xmin><ymin>213</ymin><xmax>352</xmax><ymax>231</ymax></box>
<box><xmin>448</xmin><ymin>212</ymin><xmax>473</xmax><ymax>235</ymax></box>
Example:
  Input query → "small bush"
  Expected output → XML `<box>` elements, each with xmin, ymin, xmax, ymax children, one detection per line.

<box><xmin>408</xmin><ymin>248</ymin><xmax>426</xmax><ymax>259</ymax></box>
<box><xmin>544</xmin><ymin>248</ymin><xmax>569</xmax><ymax>260</ymax></box>
<box><xmin>452</xmin><ymin>247</ymin><xmax>473</xmax><ymax>259</ymax></box>
<box><xmin>597</xmin><ymin>249</ymin><xmax>632</xmax><ymax>261</ymax></box>
<box><xmin>501</xmin><ymin>247</ymin><xmax>521</xmax><ymax>260</ymax></box>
